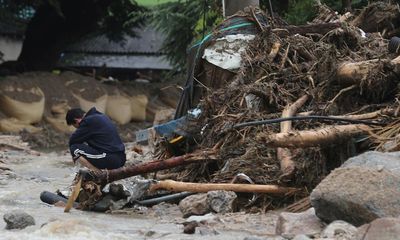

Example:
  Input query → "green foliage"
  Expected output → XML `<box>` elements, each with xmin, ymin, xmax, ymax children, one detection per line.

<box><xmin>101</xmin><ymin>0</ymin><xmax>147</xmax><ymax>41</ymax></box>
<box><xmin>146</xmin><ymin>0</ymin><xmax>222</xmax><ymax>69</ymax></box>
<box><xmin>284</xmin><ymin>0</ymin><xmax>317</xmax><ymax>25</ymax></box>
<box><xmin>136</xmin><ymin>0</ymin><xmax>179</xmax><ymax>7</ymax></box>
<box><xmin>321</xmin><ymin>0</ymin><xmax>342</xmax><ymax>11</ymax></box>
<box><xmin>194</xmin><ymin>7</ymin><xmax>223</xmax><ymax>39</ymax></box>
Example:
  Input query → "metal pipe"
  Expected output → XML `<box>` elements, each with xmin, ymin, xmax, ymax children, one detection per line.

<box><xmin>136</xmin><ymin>192</ymin><xmax>193</xmax><ymax>206</ymax></box>
<box><xmin>233</xmin><ymin>115</ymin><xmax>384</xmax><ymax>129</ymax></box>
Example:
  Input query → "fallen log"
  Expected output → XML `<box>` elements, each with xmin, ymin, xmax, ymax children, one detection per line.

<box><xmin>149</xmin><ymin>180</ymin><xmax>299</xmax><ymax>195</ymax></box>
<box><xmin>336</xmin><ymin>56</ymin><xmax>400</xmax><ymax>86</ymax></box>
<box><xmin>257</xmin><ymin>124</ymin><xmax>371</xmax><ymax>148</ymax></box>
<box><xmin>91</xmin><ymin>150</ymin><xmax>217</xmax><ymax>184</ymax></box>
<box><xmin>278</xmin><ymin>95</ymin><xmax>309</xmax><ymax>180</ymax></box>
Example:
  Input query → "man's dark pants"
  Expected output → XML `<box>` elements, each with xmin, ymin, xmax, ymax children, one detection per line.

<box><xmin>70</xmin><ymin>144</ymin><xmax>126</xmax><ymax>170</ymax></box>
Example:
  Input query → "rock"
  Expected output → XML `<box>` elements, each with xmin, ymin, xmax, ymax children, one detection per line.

<box><xmin>151</xmin><ymin>202</ymin><xmax>181</xmax><ymax>219</ymax></box>
<box><xmin>196</xmin><ymin>226</ymin><xmax>219</xmax><ymax>236</ymax></box>
<box><xmin>243</xmin><ymin>236</ymin><xmax>285</xmax><ymax>240</ymax></box>
<box><xmin>342</xmin><ymin>151</ymin><xmax>400</xmax><ymax>175</ymax></box>
<box><xmin>355</xmin><ymin>218</ymin><xmax>400</xmax><ymax>240</ymax></box>
<box><xmin>321</xmin><ymin>220</ymin><xmax>357</xmax><ymax>239</ymax></box>
<box><xmin>179</xmin><ymin>193</ymin><xmax>210</xmax><ymax>218</ymax></box>
<box><xmin>109</xmin><ymin>183</ymin><xmax>130</xmax><ymax>198</ymax></box>
<box><xmin>207</xmin><ymin>190</ymin><xmax>237</xmax><ymax>213</ymax></box>
<box><xmin>292</xmin><ymin>235</ymin><xmax>312</xmax><ymax>240</ymax></box>
<box><xmin>311</xmin><ymin>167</ymin><xmax>400</xmax><ymax>226</ymax></box>
<box><xmin>3</xmin><ymin>210</ymin><xmax>35</xmax><ymax>230</ymax></box>
<box><xmin>275</xmin><ymin>208</ymin><xmax>324</xmax><ymax>239</ymax></box>
<box><xmin>183</xmin><ymin>221</ymin><xmax>198</xmax><ymax>234</ymax></box>
<box><xmin>92</xmin><ymin>194</ymin><xmax>120</xmax><ymax>212</ymax></box>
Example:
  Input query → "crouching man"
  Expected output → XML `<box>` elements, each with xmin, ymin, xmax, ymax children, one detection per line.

<box><xmin>66</xmin><ymin>107</ymin><xmax>126</xmax><ymax>172</ymax></box>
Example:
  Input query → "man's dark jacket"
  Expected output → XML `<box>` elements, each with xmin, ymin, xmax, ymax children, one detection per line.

<box><xmin>68</xmin><ymin>107</ymin><xmax>125</xmax><ymax>153</ymax></box>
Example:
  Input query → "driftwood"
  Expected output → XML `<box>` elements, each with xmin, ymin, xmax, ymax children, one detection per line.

<box><xmin>268</xmin><ymin>42</ymin><xmax>281</xmax><ymax>61</ymax></box>
<box><xmin>64</xmin><ymin>176</ymin><xmax>82</xmax><ymax>213</ymax></box>
<box><xmin>336</xmin><ymin>56</ymin><xmax>400</xmax><ymax>85</ymax></box>
<box><xmin>277</xmin><ymin>95</ymin><xmax>309</xmax><ymax>180</ymax></box>
<box><xmin>149</xmin><ymin>180</ymin><xmax>299</xmax><ymax>195</ymax></box>
<box><xmin>257</xmin><ymin>124</ymin><xmax>371</xmax><ymax>148</ymax></box>
<box><xmin>335</xmin><ymin>108</ymin><xmax>394</xmax><ymax>120</ymax></box>
<box><xmin>95</xmin><ymin>150</ymin><xmax>217</xmax><ymax>184</ymax></box>
<box><xmin>272</xmin><ymin>22</ymin><xmax>341</xmax><ymax>37</ymax></box>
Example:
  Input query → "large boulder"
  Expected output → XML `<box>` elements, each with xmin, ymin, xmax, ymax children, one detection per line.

<box><xmin>275</xmin><ymin>208</ymin><xmax>324</xmax><ymax>239</ymax></box>
<box><xmin>342</xmin><ymin>151</ymin><xmax>400</xmax><ymax>175</ymax></box>
<box><xmin>311</xmin><ymin>167</ymin><xmax>400</xmax><ymax>226</ymax></box>
<box><xmin>3</xmin><ymin>210</ymin><xmax>35</xmax><ymax>230</ymax></box>
<box><xmin>356</xmin><ymin>218</ymin><xmax>400</xmax><ymax>240</ymax></box>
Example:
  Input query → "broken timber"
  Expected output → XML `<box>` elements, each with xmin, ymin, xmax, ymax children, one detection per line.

<box><xmin>257</xmin><ymin>124</ymin><xmax>371</xmax><ymax>148</ymax></box>
<box><xmin>149</xmin><ymin>180</ymin><xmax>299</xmax><ymax>195</ymax></box>
<box><xmin>336</xmin><ymin>56</ymin><xmax>400</xmax><ymax>85</ymax></box>
<box><xmin>277</xmin><ymin>95</ymin><xmax>309</xmax><ymax>180</ymax></box>
<box><xmin>94</xmin><ymin>150</ymin><xmax>217</xmax><ymax>184</ymax></box>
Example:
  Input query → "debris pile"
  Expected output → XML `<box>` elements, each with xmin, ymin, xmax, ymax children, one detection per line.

<box><xmin>151</xmin><ymin>2</ymin><xmax>400</xmax><ymax>211</ymax></box>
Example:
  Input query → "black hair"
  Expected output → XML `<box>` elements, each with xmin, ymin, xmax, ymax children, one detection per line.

<box><xmin>66</xmin><ymin>108</ymin><xmax>85</xmax><ymax>125</ymax></box>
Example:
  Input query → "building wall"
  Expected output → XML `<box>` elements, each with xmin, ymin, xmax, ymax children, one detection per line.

<box><xmin>223</xmin><ymin>0</ymin><xmax>259</xmax><ymax>17</ymax></box>
<box><xmin>0</xmin><ymin>36</ymin><xmax>23</xmax><ymax>62</ymax></box>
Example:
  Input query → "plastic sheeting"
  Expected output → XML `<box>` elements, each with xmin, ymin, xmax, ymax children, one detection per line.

<box><xmin>202</xmin><ymin>34</ymin><xmax>255</xmax><ymax>71</ymax></box>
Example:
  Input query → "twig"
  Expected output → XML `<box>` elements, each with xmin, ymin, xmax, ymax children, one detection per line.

<box><xmin>326</xmin><ymin>84</ymin><xmax>357</xmax><ymax>110</ymax></box>
<box><xmin>279</xmin><ymin>44</ymin><xmax>290</xmax><ymax>70</ymax></box>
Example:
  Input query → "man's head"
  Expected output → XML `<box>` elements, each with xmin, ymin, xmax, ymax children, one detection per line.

<box><xmin>66</xmin><ymin>108</ymin><xmax>85</xmax><ymax>128</ymax></box>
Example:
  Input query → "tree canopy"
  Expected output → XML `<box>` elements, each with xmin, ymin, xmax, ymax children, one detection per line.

<box><xmin>0</xmin><ymin>0</ymin><xmax>372</xmax><ymax>71</ymax></box>
<box><xmin>0</xmin><ymin>0</ymin><xmax>147</xmax><ymax>70</ymax></box>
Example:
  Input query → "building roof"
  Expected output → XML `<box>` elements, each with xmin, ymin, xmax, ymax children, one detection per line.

<box><xmin>59</xmin><ymin>26</ymin><xmax>173</xmax><ymax>70</ymax></box>
<box><xmin>63</xmin><ymin>27</ymin><xmax>165</xmax><ymax>55</ymax></box>
<box><xmin>59</xmin><ymin>53</ymin><xmax>172</xmax><ymax>70</ymax></box>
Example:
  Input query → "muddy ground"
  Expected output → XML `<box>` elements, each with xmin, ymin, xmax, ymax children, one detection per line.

<box><xmin>0</xmin><ymin>136</ymin><xmax>282</xmax><ymax>240</ymax></box>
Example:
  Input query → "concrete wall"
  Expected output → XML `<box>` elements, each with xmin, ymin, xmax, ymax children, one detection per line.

<box><xmin>0</xmin><ymin>36</ymin><xmax>23</xmax><ymax>62</ymax></box>
<box><xmin>223</xmin><ymin>0</ymin><xmax>259</xmax><ymax>17</ymax></box>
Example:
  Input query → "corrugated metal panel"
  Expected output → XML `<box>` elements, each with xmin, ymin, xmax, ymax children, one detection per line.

<box><xmin>63</xmin><ymin>27</ymin><xmax>165</xmax><ymax>54</ymax></box>
<box><xmin>58</xmin><ymin>53</ymin><xmax>173</xmax><ymax>70</ymax></box>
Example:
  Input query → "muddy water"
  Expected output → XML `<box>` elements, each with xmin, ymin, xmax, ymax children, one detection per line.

<box><xmin>0</xmin><ymin>149</ymin><xmax>278</xmax><ymax>240</ymax></box>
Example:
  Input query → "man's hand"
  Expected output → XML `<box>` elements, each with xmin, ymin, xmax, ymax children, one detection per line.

<box><xmin>79</xmin><ymin>169</ymin><xmax>107</xmax><ymax>183</ymax></box>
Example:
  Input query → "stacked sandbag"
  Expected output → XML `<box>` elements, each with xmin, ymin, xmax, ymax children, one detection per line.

<box><xmin>72</xmin><ymin>93</ymin><xmax>108</xmax><ymax>113</ymax></box>
<box><xmin>131</xmin><ymin>94</ymin><xmax>148</xmax><ymax>122</ymax></box>
<box><xmin>146</xmin><ymin>98</ymin><xmax>171</xmax><ymax>122</ymax></box>
<box><xmin>106</xmin><ymin>90</ymin><xmax>132</xmax><ymax>125</ymax></box>
<box><xmin>153</xmin><ymin>108</ymin><xmax>175</xmax><ymax>125</ymax></box>
<box><xmin>62</xmin><ymin>71</ymin><xmax>108</xmax><ymax>113</ymax></box>
<box><xmin>0</xmin><ymin>118</ymin><xmax>40</xmax><ymax>133</ymax></box>
<box><xmin>0</xmin><ymin>83</ymin><xmax>45</xmax><ymax>124</ymax></box>
<box><xmin>44</xmin><ymin>102</ymin><xmax>75</xmax><ymax>133</ymax></box>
